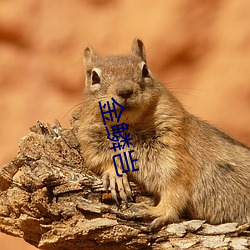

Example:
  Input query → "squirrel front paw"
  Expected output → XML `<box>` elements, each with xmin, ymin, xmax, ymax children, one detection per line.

<box><xmin>102</xmin><ymin>168</ymin><xmax>132</xmax><ymax>204</ymax></box>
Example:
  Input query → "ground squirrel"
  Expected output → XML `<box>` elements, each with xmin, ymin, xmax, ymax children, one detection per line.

<box><xmin>78</xmin><ymin>38</ymin><xmax>250</xmax><ymax>229</ymax></box>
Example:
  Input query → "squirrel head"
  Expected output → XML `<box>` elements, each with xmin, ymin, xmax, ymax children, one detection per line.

<box><xmin>83</xmin><ymin>39</ymin><xmax>160</xmax><ymax>124</ymax></box>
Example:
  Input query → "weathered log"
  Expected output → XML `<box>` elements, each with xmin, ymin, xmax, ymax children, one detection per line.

<box><xmin>0</xmin><ymin>109</ymin><xmax>249</xmax><ymax>249</ymax></box>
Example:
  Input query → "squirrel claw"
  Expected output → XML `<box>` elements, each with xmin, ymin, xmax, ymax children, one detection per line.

<box><xmin>102</xmin><ymin>169</ymin><xmax>132</xmax><ymax>204</ymax></box>
<box><xmin>128</xmin><ymin>203</ymin><xmax>156</xmax><ymax>220</ymax></box>
<box><xmin>128</xmin><ymin>204</ymin><xmax>169</xmax><ymax>230</ymax></box>
<box><xmin>149</xmin><ymin>216</ymin><xmax>168</xmax><ymax>231</ymax></box>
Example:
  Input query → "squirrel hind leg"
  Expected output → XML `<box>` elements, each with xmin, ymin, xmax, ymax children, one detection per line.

<box><xmin>148</xmin><ymin>202</ymin><xmax>181</xmax><ymax>230</ymax></box>
<box><xmin>128</xmin><ymin>187</ymin><xmax>188</xmax><ymax>229</ymax></box>
<box><xmin>149</xmin><ymin>211</ymin><xmax>180</xmax><ymax>231</ymax></box>
<box><xmin>128</xmin><ymin>201</ymin><xmax>181</xmax><ymax>230</ymax></box>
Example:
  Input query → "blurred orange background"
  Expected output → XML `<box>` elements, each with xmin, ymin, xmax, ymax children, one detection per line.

<box><xmin>0</xmin><ymin>1</ymin><xmax>250</xmax><ymax>249</ymax></box>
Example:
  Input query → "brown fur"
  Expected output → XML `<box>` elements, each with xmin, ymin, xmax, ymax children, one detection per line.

<box><xmin>78</xmin><ymin>39</ymin><xmax>250</xmax><ymax>229</ymax></box>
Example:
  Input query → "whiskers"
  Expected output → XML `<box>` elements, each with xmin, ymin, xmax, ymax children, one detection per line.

<box><xmin>162</xmin><ymin>80</ymin><xmax>207</xmax><ymax>111</ymax></box>
<box><xmin>61</xmin><ymin>102</ymin><xmax>83</xmax><ymax>123</ymax></box>
<box><xmin>164</xmin><ymin>80</ymin><xmax>204</xmax><ymax>96</ymax></box>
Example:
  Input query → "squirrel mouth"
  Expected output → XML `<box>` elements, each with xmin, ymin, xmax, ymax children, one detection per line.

<box><xmin>115</xmin><ymin>96</ymin><xmax>137</xmax><ymax>110</ymax></box>
<box><xmin>123</xmin><ymin>99</ymin><xmax>135</xmax><ymax>109</ymax></box>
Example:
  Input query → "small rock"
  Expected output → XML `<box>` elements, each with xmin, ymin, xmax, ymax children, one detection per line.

<box><xmin>201</xmin><ymin>235</ymin><xmax>229</xmax><ymax>248</ymax></box>
<box><xmin>166</xmin><ymin>222</ymin><xmax>188</xmax><ymax>237</ymax></box>
<box><xmin>169</xmin><ymin>237</ymin><xmax>199</xmax><ymax>249</ymax></box>
<box><xmin>228</xmin><ymin>237</ymin><xmax>249</xmax><ymax>250</ymax></box>
<box><xmin>201</xmin><ymin>222</ymin><xmax>239</xmax><ymax>235</ymax></box>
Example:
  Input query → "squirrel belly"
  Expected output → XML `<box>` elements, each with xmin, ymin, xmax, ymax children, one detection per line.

<box><xmin>78</xmin><ymin>38</ymin><xmax>250</xmax><ymax>229</ymax></box>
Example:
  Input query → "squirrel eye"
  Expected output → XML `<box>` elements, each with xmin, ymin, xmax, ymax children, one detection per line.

<box><xmin>142</xmin><ymin>63</ymin><xmax>149</xmax><ymax>78</ymax></box>
<box><xmin>91</xmin><ymin>70</ymin><xmax>100</xmax><ymax>85</ymax></box>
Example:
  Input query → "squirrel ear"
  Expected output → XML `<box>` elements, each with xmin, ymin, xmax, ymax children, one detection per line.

<box><xmin>131</xmin><ymin>38</ymin><xmax>147</xmax><ymax>63</ymax></box>
<box><xmin>83</xmin><ymin>46</ymin><xmax>99</xmax><ymax>86</ymax></box>
<box><xmin>83</xmin><ymin>45</ymin><xmax>98</xmax><ymax>71</ymax></box>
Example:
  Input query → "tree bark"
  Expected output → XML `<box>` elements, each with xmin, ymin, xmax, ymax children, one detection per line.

<box><xmin>0</xmin><ymin>109</ymin><xmax>249</xmax><ymax>249</ymax></box>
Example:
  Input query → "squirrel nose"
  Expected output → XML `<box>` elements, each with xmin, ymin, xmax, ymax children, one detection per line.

<box><xmin>116</xmin><ymin>88</ymin><xmax>133</xmax><ymax>99</ymax></box>
<box><xmin>117</xmin><ymin>89</ymin><xmax>133</xmax><ymax>99</ymax></box>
